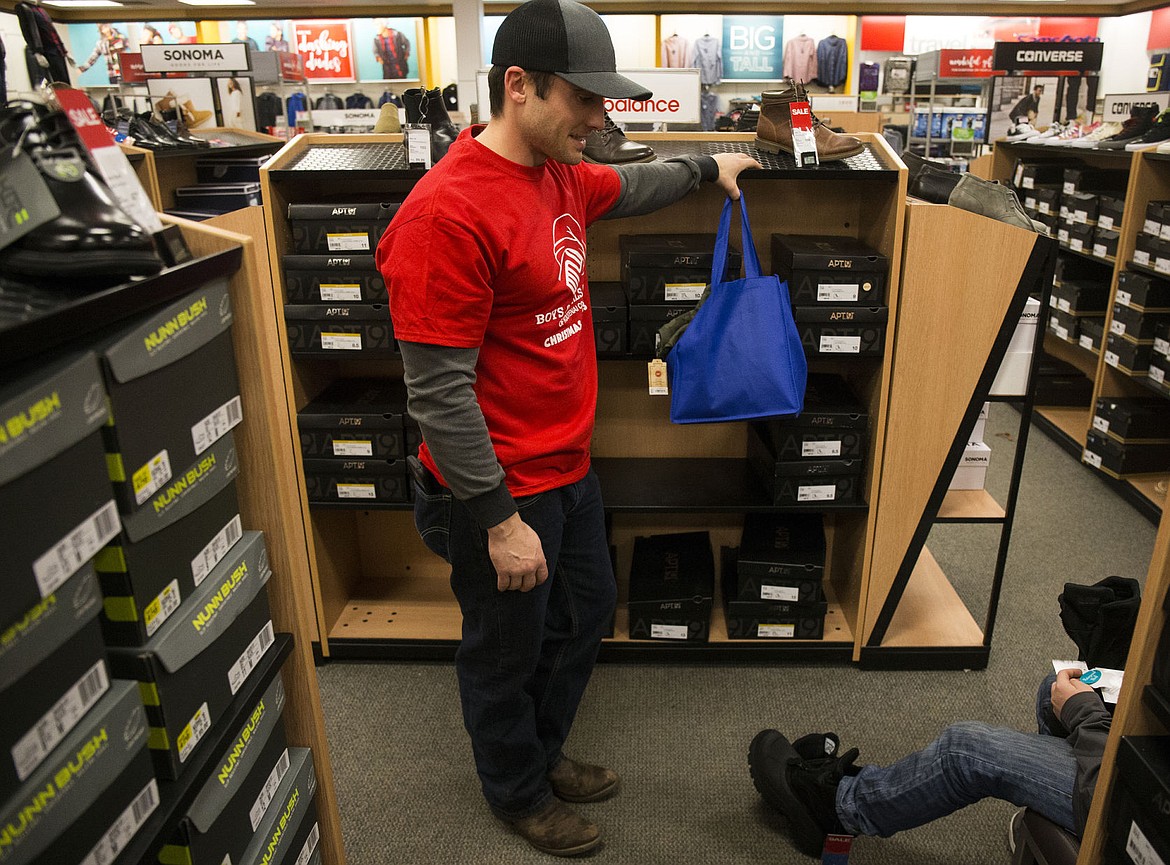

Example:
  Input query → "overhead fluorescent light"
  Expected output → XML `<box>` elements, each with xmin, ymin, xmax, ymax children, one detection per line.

<box><xmin>178</xmin><ymin>0</ymin><xmax>256</xmax><ymax>5</ymax></box>
<box><xmin>43</xmin><ymin>0</ymin><xmax>124</xmax><ymax>7</ymax></box>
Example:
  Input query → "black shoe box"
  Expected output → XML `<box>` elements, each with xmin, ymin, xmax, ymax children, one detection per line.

<box><xmin>107</xmin><ymin>531</ymin><xmax>275</xmax><ymax>779</ymax></box>
<box><xmin>769</xmin><ymin>234</ymin><xmax>888</xmax><ymax>306</ymax></box>
<box><xmin>1111</xmin><ymin>304</ymin><xmax>1170</xmax><ymax>343</ymax></box>
<box><xmin>1108</xmin><ymin>737</ymin><xmax>1170</xmax><ymax>864</ymax></box>
<box><xmin>591</xmin><ymin>282</ymin><xmax>628</xmax><ymax>357</ymax></box>
<box><xmin>298</xmin><ymin>378</ymin><xmax>409</xmax><ymax>461</ymax></box>
<box><xmin>0</xmin><ymin>352</ymin><xmax>117</xmax><ymax>631</ymax></box>
<box><xmin>747</xmin><ymin>428</ymin><xmax>866</xmax><ymax>507</ymax></box>
<box><xmin>1094</xmin><ymin>228</ymin><xmax>1121</xmax><ymax>260</ymax></box>
<box><xmin>620</xmin><ymin>234</ymin><xmax>740</xmax><ymax>304</ymax></box>
<box><xmin>0</xmin><ymin>612</ymin><xmax>108</xmax><ymax>803</ymax></box>
<box><xmin>241</xmin><ymin>748</ymin><xmax>317</xmax><ymax>865</ymax></box>
<box><xmin>1063</xmin><ymin>167</ymin><xmax>1128</xmax><ymax>196</ymax></box>
<box><xmin>1015</xmin><ymin>162</ymin><xmax>1065</xmax><ymax>191</ymax></box>
<box><xmin>1105</xmin><ymin>332</ymin><xmax>1153</xmax><ymax>376</ymax></box>
<box><xmin>1084</xmin><ymin>431</ymin><xmax>1170</xmax><ymax>477</ymax></box>
<box><xmin>757</xmin><ymin>372</ymin><xmax>869</xmax><ymax>443</ymax></box>
<box><xmin>1047</xmin><ymin>308</ymin><xmax>1080</xmax><ymax>343</ymax></box>
<box><xmin>281</xmin><ymin>254</ymin><xmax>387</xmax><ymax>304</ymax></box>
<box><xmin>1136</xmin><ymin>235</ymin><xmax>1170</xmax><ymax>277</ymax></box>
<box><xmin>1079</xmin><ymin>316</ymin><xmax>1106</xmax><ymax>353</ymax></box>
<box><xmin>736</xmin><ymin>512</ymin><xmax>826</xmax><ymax>582</ymax></box>
<box><xmin>303</xmin><ymin>457</ymin><xmax>409</xmax><ymax>504</ymax></box>
<box><xmin>284</xmin><ymin>303</ymin><xmax>396</xmax><ymax>356</ymax></box>
<box><xmin>1065</xmin><ymin>222</ymin><xmax>1095</xmax><ymax>255</ymax></box>
<box><xmin>794</xmin><ymin>306</ymin><xmax>888</xmax><ymax>357</ymax></box>
<box><xmin>287</xmin><ymin>201</ymin><xmax>402</xmax><ymax>254</ymax></box>
<box><xmin>277</xmin><ymin>795</ymin><xmax>323</xmax><ymax>865</ymax></box>
<box><xmin>628</xmin><ymin>303</ymin><xmax>696</xmax><ymax>358</ymax></box>
<box><xmin>721</xmin><ymin>546</ymin><xmax>824</xmax><ymax>605</ymax></box>
<box><xmin>721</xmin><ymin>556</ymin><xmax>826</xmax><ymax>640</ymax></box>
<box><xmin>195</xmin><ymin>155</ymin><xmax>271</xmax><ymax>183</ymax></box>
<box><xmin>1148</xmin><ymin>353</ymin><xmax>1170</xmax><ymax>392</ymax></box>
<box><xmin>93</xmin><ymin>282</ymin><xmax>242</xmax><ymax>524</ymax></box>
<box><xmin>1034</xmin><ymin>371</ymin><xmax>1095</xmax><ymax>406</ymax></box>
<box><xmin>1062</xmin><ymin>191</ymin><xmax>1099</xmax><ymax>226</ymax></box>
<box><xmin>1093</xmin><ymin>397</ymin><xmax>1170</xmax><ymax>441</ymax></box>
<box><xmin>0</xmin><ymin>679</ymin><xmax>150</xmax><ymax>865</ymax></box>
<box><xmin>174</xmin><ymin>182</ymin><xmax>263</xmax><ymax>214</ymax></box>
<box><xmin>1033</xmin><ymin>212</ymin><xmax>1059</xmax><ymax>236</ymax></box>
<box><xmin>1117</xmin><ymin>270</ymin><xmax>1170</xmax><ymax>312</ymax></box>
<box><xmin>627</xmin><ymin>531</ymin><xmax>714</xmax><ymax>642</ymax></box>
<box><xmin>1033</xmin><ymin>185</ymin><xmax>1062</xmax><ymax>216</ymax></box>
<box><xmin>96</xmin><ymin>480</ymin><xmax>243</xmax><ymax>646</ymax></box>
<box><xmin>1143</xmin><ymin>200</ymin><xmax>1170</xmax><ymax>240</ymax></box>
<box><xmin>1052</xmin><ymin>279</ymin><xmax>1109</xmax><ymax>315</ymax></box>
<box><xmin>1097</xmin><ymin>195</ymin><xmax>1126</xmax><ymax>232</ymax></box>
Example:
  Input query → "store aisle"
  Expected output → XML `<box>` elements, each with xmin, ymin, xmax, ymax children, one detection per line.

<box><xmin>317</xmin><ymin>405</ymin><xmax>1156</xmax><ymax>864</ymax></box>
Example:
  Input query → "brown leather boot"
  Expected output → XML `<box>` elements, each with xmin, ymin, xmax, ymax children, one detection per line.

<box><xmin>754</xmin><ymin>79</ymin><xmax>865</xmax><ymax>162</ymax></box>
<box><xmin>548</xmin><ymin>757</ymin><xmax>622</xmax><ymax>802</ymax></box>
<box><xmin>584</xmin><ymin>113</ymin><xmax>655</xmax><ymax>164</ymax></box>
<box><xmin>508</xmin><ymin>799</ymin><xmax>601</xmax><ymax>856</ymax></box>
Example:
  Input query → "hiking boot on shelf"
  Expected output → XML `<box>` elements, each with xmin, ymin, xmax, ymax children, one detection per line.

<box><xmin>1125</xmin><ymin>108</ymin><xmax>1170</xmax><ymax>151</ymax></box>
<box><xmin>1097</xmin><ymin>105</ymin><xmax>1159</xmax><ymax>150</ymax></box>
<box><xmin>583</xmin><ymin>112</ymin><xmax>655</xmax><ymax>164</ymax></box>
<box><xmin>754</xmin><ymin>78</ymin><xmax>864</xmax><ymax>161</ymax></box>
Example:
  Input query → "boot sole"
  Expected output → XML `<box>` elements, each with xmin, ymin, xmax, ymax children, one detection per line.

<box><xmin>753</xmin><ymin>136</ymin><xmax>866</xmax><ymax>162</ymax></box>
<box><xmin>508</xmin><ymin>824</ymin><xmax>602</xmax><ymax>857</ymax></box>
<box><xmin>748</xmin><ymin>730</ymin><xmax>825</xmax><ymax>858</ymax></box>
<box><xmin>551</xmin><ymin>777</ymin><xmax>621</xmax><ymax>803</ymax></box>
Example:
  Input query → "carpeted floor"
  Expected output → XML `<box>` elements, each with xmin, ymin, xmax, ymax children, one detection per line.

<box><xmin>316</xmin><ymin>405</ymin><xmax>1156</xmax><ymax>863</ymax></box>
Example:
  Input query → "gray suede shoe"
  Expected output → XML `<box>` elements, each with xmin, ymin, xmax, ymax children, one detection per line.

<box><xmin>948</xmin><ymin>174</ymin><xmax>1038</xmax><ymax>232</ymax></box>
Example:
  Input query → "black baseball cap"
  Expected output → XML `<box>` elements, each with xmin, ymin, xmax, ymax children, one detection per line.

<box><xmin>492</xmin><ymin>0</ymin><xmax>652</xmax><ymax>100</ymax></box>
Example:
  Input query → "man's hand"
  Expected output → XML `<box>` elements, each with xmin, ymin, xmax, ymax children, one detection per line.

<box><xmin>1051</xmin><ymin>668</ymin><xmax>1095</xmax><ymax>718</ymax></box>
<box><xmin>711</xmin><ymin>152</ymin><xmax>762</xmax><ymax>200</ymax></box>
<box><xmin>487</xmin><ymin>512</ymin><xmax>548</xmax><ymax>592</ymax></box>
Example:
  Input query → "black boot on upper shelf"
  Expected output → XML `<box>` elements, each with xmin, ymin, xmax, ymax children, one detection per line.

<box><xmin>0</xmin><ymin>100</ymin><xmax>163</xmax><ymax>280</ymax></box>
<box><xmin>402</xmin><ymin>87</ymin><xmax>458</xmax><ymax>164</ymax></box>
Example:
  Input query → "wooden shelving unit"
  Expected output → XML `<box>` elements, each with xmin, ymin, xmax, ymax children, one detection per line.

<box><xmin>149</xmin><ymin>128</ymin><xmax>285</xmax><ymax>212</ymax></box>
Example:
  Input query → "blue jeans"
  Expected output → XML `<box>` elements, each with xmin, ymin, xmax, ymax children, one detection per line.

<box><xmin>836</xmin><ymin>676</ymin><xmax>1077</xmax><ymax>836</ymax></box>
<box><xmin>413</xmin><ymin>468</ymin><xmax>616</xmax><ymax>820</ymax></box>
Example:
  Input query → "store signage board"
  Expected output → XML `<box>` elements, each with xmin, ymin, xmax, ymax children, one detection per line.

<box><xmin>1103</xmin><ymin>92</ymin><xmax>1170</xmax><ymax>122</ymax></box>
<box><xmin>810</xmin><ymin>96</ymin><xmax>857</xmax><ymax>113</ymax></box>
<box><xmin>293</xmin><ymin>20</ymin><xmax>356</xmax><ymax>82</ymax></box>
<box><xmin>275</xmin><ymin>51</ymin><xmax>304</xmax><ymax>82</ymax></box>
<box><xmin>939</xmin><ymin>49</ymin><xmax>994</xmax><ymax>77</ymax></box>
<box><xmin>475</xmin><ymin>68</ymin><xmax>699</xmax><ymax>124</ymax></box>
<box><xmin>140</xmin><ymin>43</ymin><xmax>251</xmax><ymax>74</ymax></box>
<box><xmin>310</xmin><ymin>109</ymin><xmax>380</xmax><ymax>128</ymax></box>
<box><xmin>722</xmin><ymin>15</ymin><xmax>784</xmax><ymax>81</ymax></box>
<box><xmin>992</xmin><ymin>41</ymin><xmax>1103</xmax><ymax>73</ymax></box>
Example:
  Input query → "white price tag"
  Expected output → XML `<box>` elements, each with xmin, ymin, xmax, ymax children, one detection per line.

<box><xmin>819</xmin><ymin>335</ymin><xmax>861</xmax><ymax>354</ymax></box>
<box><xmin>1070</xmin><ymin>238</ymin><xmax>1084</xmax><ymax>252</ymax></box>
<box><xmin>191</xmin><ymin>396</ymin><xmax>243</xmax><ymax>455</ymax></box>
<box><xmin>801</xmin><ymin>440</ymin><xmax>842</xmax><ymax>457</ymax></box>
<box><xmin>177</xmin><ymin>703</ymin><xmax>212</xmax><ymax>763</ymax></box>
<box><xmin>295</xmin><ymin>823</ymin><xmax>322</xmax><ymax>865</ymax></box>
<box><xmin>92</xmin><ymin>146</ymin><xmax>165</xmax><ymax>235</ymax></box>
<box><xmin>1111</xmin><ymin>320</ymin><xmax>1126</xmax><ymax>336</ymax></box>
<box><xmin>332</xmin><ymin>440</ymin><xmax>373</xmax><ymax>456</ymax></box>
<box><xmin>1099</xmin><ymin>215</ymin><xmax>1114</xmax><ymax>231</ymax></box>
<box><xmin>1116</xmin><ymin>290</ymin><xmax>1132</xmax><ymax>307</ymax></box>
<box><xmin>1126</xmin><ymin>820</ymin><xmax>1166</xmax><ymax>865</ymax></box>
<box><xmin>1151</xmin><ymin>366</ymin><xmax>1166</xmax><ymax>384</ymax></box>
<box><xmin>648</xmin><ymin>359</ymin><xmax>668</xmax><ymax>395</ymax></box>
<box><xmin>32</xmin><ymin>500</ymin><xmax>120</xmax><ymax>597</ymax></box>
<box><xmin>79</xmin><ymin>780</ymin><xmax>159</xmax><ymax>865</ymax></box>
<box><xmin>405</xmin><ymin>125</ymin><xmax>432</xmax><ymax>168</ymax></box>
<box><xmin>1063</xmin><ymin>181</ymin><xmax>1075</xmax><ymax>195</ymax></box>
<box><xmin>228</xmin><ymin>620</ymin><xmax>275</xmax><ymax>694</ymax></box>
<box><xmin>1135</xmin><ymin>250</ymin><xmax>1152</xmax><ymax>266</ymax></box>
<box><xmin>758</xmin><ymin>623</ymin><xmax>796</xmax><ymax>638</ymax></box>
<box><xmin>1022</xmin><ymin>176</ymin><xmax>1035</xmax><ymax>190</ymax></box>
<box><xmin>650</xmin><ymin>623</ymin><xmax>688</xmax><ymax>640</ymax></box>
<box><xmin>1056</xmin><ymin>298</ymin><xmax>1070</xmax><ymax>313</ymax></box>
<box><xmin>1025</xmin><ymin>196</ymin><xmax>1037</xmax><ymax>210</ymax></box>
<box><xmin>797</xmin><ymin>484</ymin><xmax>837</xmax><ymax>502</ymax></box>
<box><xmin>1079</xmin><ymin>335</ymin><xmax>1094</xmax><ymax>350</ymax></box>
<box><xmin>320</xmin><ymin>333</ymin><xmax>362</xmax><ymax>351</ymax></box>
<box><xmin>1092</xmin><ymin>415</ymin><xmax>1109</xmax><ymax>433</ymax></box>
<box><xmin>817</xmin><ymin>283</ymin><xmax>859</xmax><ymax>302</ymax></box>
<box><xmin>250</xmin><ymin>748</ymin><xmax>292</xmax><ymax>831</ymax></box>
<box><xmin>664</xmin><ymin>282</ymin><xmax>705</xmax><ymax>301</ymax></box>
<box><xmin>1057</xmin><ymin>229</ymin><xmax>1069</xmax><ymax>243</ymax></box>
<box><xmin>1093</xmin><ymin>244</ymin><xmax>1108</xmax><ymax>259</ymax></box>
<box><xmin>1014</xmin><ymin>165</ymin><xmax>1025</xmax><ymax>187</ymax></box>
<box><xmin>1073</xmin><ymin>210</ymin><xmax>1088</xmax><ymax>225</ymax></box>
<box><xmin>1104</xmin><ymin>350</ymin><xmax>1120</xmax><ymax>368</ymax></box>
<box><xmin>1155</xmin><ymin>337</ymin><xmax>1170</xmax><ymax>357</ymax></box>
<box><xmin>1145</xmin><ymin>219</ymin><xmax>1160</xmax><ymax>236</ymax></box>
<box><xmin>11</xmin><ymin>661</ymin><xmax>109</xmax><ymax>781</ymax></box>
<box><xmin>192</xmin><ymin>514</ymin><xmax>243</xmax><ymax>587</ymax></box>
<box><xmin>761</xmin><ymin>584</ymin><xmax>799</xmax><ymax>602</ymax></box>
<box><xmin>320</xmin><ymin>283</ymin><xmax>363</xmax><ymax>301</ymax></box>
<box><xmin>1054</xmin><ymin>324</ymin><xmax>1069</xmax><ymax>340</ymax></box>
<box><xmin>1082</xmin><ymin>449</ymin><xmax>1103</xmax><ymax>469</ymax></box>
<box><xmin>326</xmin><ymin>232</ymin><xmax>370</xmax><ymax>252</ymax></box>
<box><xmin>132</xmin><ymin>450</ymin><xmax>172</xmax><ymax>506</ymax></box>
<box><xmin>1157</xmin><ymin>258</ymin><xmax>1170</xmax><ymax>275</ymax></box>
<box><xmin>337</xmin><ymin>482</ymin><xmax>376</xmax><ymax>499</ymax></box>
<box><xmin>1038</xmin><ymin>201</ymin><xmax>1050</xmax><ymax>215</ymax></box>
<box><xmin>144</xmin><ymin>579</ymin><xmax>182</xmax><ymax>637</ymax></box>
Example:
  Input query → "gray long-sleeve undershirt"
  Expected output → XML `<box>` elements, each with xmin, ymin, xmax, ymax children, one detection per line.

<box><xmin>399</xmin><ymin>155</ymin><xmax>719</xmax><ymax>529</ymax></box>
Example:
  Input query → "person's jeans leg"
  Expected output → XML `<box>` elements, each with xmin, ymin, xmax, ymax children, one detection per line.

<box><xmin>836</xmin><ymin>722</ymin><xmax>1078</xmax><ymax>837</ymax></box>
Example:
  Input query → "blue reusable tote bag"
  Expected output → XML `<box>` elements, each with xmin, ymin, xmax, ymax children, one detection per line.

<box><xmin>665</xmin><ymin>194</ymin><xmax>807</xmax><ymax>424</ymax></box>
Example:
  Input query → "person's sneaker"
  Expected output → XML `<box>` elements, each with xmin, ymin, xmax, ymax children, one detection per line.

<box><xmin>547</xmin><ymin>757</ymin><xmax>621</xmax><ymax>803</ymax></box>
<box><xmin>1068</xmin><ymin>121</ymin><xmax>1123</xmax><ymax>148</ymax></box>
<box><xmin>1031</xmin><ymin>123</ymin><xmax>1063</xmax><ymax>141</ymax></box>
<box><xmin>583</xmin><ymin>112</ymin><xmax>656</xmax><ymax>164</ymax></box>
<box><xmin>1126</xmin><ymin>108</ymin><xmax>1170</xmax><ymax>151</ymax></box>
<box><xmin>948</xmin><ymin>174</ymin><xmax>1038</xmax><ymax>232</ymax></box>
<box><xmin>1005</xmin><ymin>122</ymin><xmax>1041</xmax><ymax>142</ymax></box>
<box><xmin>749</xmin><ymin>729</ymin><xmax>859</xmax><ymax>858</ymax></box>
<box><xmin>507</xmin><ymin>799</ymin><xmax>601</xmax><ymax>857</ymax></box>
<box><xmin>1041</xmin><ymin>122</ymin><xmax>1083</xmax><ymax>145</ymax></box>
<box><xmin>1098</xmin><ymin>105</ymin><xmax>1160</xmax><ymax>150</ymax></box>
<box><xmin>1008</xmin><ymin>806</ymin><xmax>1026</xmax><ymax>854</ymax></box>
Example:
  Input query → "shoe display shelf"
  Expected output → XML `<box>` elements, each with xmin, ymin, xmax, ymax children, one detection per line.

<box><xmin>147</xmin><ymin>128</ymin><xmax>284</xmax><ymax>213</ymax></box>
<box><xmin>906</xmin><ymin>51</ymin><xmax>994</xmax><ymax>160</ymax></box>
<box><xmin>1</xmin><ymin>214</ymin><xmax>347</xmax><ymax>865</ymax></box>
<box><xmin>990</xmin><ymin>142</ymin><xmax>1170</xmax><ymax>521</ymax></box>
<box><xmin>859</xmin><ymin>196</ymin><xmax>1058</xmax><ymax>669</ymax></box>
<box><xmin>258</xmin><ymin>131</ymin><xmax>921</xmax><ymax>663</ymax></box>
<box><xmin>121</xmin><ymin>141</ymin><xmax>164</xmax><ymax>210</ymax></box>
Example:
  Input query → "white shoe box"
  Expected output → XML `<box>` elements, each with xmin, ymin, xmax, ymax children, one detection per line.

<box><xmin>967</xmin><ymin>402</ymin><xmax>991</xmax><ymax>443</ymax></box>
<box><xmin>991</xmin><ymin>298</ymin><xmax>1040</xmax><ymax>396</ymax></box>
<box><xmin>950</xmin><ymin>440</ymin><xmax>992</xmax><ymax>490</ymax></box>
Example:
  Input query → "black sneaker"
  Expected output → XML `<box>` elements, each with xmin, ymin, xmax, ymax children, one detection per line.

<box><xmin>1126</xmin><ymin>108</ymin><xmax>1170</xmax><ymax>151</ymax></box>
<box><xmin>1098</xmin><ymin>105</ymin><xmax>1159</xmax><ymax>150</ymax></box>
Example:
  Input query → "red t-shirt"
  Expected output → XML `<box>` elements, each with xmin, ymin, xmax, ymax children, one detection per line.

<box><xmin>376</xmin><ymin>127</ymin><xmax>621</xmax><ymax>496</ymax></box>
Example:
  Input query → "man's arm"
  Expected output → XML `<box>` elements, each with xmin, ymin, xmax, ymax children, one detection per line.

<box><xmin>1055</xmin><ymin>669</ymin><xmax>1112</xmax><ymax>834</ymax></box>
<box><xmin>603</xmin><ymin>151</ymin><xmax>760</xmax><ymax>220</ymax></box>
<box><xmin>398</xmin><ymin>340</ymin><xmax>547</xmax><ymax>592</ymax></box>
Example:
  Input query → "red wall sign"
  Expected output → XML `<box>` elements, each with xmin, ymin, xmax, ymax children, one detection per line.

<box><xmin>939</xmin><ymin>49</ymin><xmax>994</xmax><ymax>77</ymax></box>
<box><xmin>293</xmin><ymin>20</ymin><xmax>355</xmax><ymax>82</ymax></box>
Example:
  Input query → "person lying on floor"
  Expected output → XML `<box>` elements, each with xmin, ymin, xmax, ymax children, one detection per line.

<box><xmin>748</xmin><ymin>668</ymin><xmax>1110</xmax><ymax>857</ymax></box>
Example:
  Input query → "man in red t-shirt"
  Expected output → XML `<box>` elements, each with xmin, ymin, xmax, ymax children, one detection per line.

<box><xmin>377</xmin><ymin>0</ymin><xmax>756</xmax><ymax>855</ymax></box>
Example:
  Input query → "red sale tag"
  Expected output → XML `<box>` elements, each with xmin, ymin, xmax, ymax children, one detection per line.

<box><xmin>53</xmin><ymin>87</ymin><xmax>116</xmax><ymax>153</ymax></box>
<box><xmin>790</xmin><ymin>101</ymin><xmax>814</xmax><ymax>131</ymax></box>
<box><xmin>789</xmin><ymin>100</ymin><xmax>819</xmax><ymax>167</ymax></box>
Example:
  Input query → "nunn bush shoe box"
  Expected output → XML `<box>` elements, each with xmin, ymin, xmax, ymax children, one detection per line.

<box><xmin>0</xmin><ymin>352</ymin><xmax>118</xmax><ymax>631</ymax></box>
<box><xmin>238</xmin><ymin>747</ymin><xmax>318</xmax><ymax>865</ymax></box>
<box><xmin>107</xmin><ymin>531</ymin><xmax>275</xmax><ymax>779</ymax></box>
<box><xmin>94</xmin><ymin>280</ymin><xmax>242</xmax><ymax>532</ymax></box>
<box><xmin>628</xmin><ymin>532</ymin><xmax>714</xmax><ymax>642</ymax></box>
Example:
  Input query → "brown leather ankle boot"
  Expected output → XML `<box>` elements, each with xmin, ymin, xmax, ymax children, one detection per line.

<box><xmin>754</xmin><ymin>79</ymin><xmax>865</xmax><ymax>162</ymax></box>
<box><xmin>508</xmin><ymin>799</ymin><xmax>601</xmax><ymax>856</ymax></box>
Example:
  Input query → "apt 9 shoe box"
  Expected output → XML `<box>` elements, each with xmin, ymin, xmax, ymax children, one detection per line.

<box><xmin>619</xmin><ymin>234</ymin><xmax>740</xmax><ymax>305</ymax></box>
<box><xmin>627</xmin><ymin>532</ymin><xmax>714</xmax><ymax>642</ymax></box>
<box><xmin>1106</xmin><ymin>736</ymin><xmax>1170</xmax><ymax>865</ymax></box>
<box><xmin>282</xmin><ymin>253</ymin><xmax>387</xmax><ymax>304</ymax></box>
<box><xmin>107</xmin><ymin>531</ymin><xmax>277</xmax><ymax>779</ymax></box>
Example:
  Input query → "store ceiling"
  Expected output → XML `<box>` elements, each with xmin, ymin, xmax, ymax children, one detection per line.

<box><xmin>0</xmin><ymin>0</ymin><xmax>1159</xmax><ymax>23</ymax></box>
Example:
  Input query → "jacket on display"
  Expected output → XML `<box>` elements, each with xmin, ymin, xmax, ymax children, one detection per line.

<box><xmin>346</xmin><ymin>93</ymin><xmax>375</xmax><ymax>109</ymax></box>
<box><xmin>688</xmin><ymin>34</ymin><xmax>722</xmax><ymax>85</ymax></box>
<box><xmin>661</xmin><ymin>34</ymin><xmax>690</xmax><ymax>69</ymax></box>
<box><xmin>815</xmin><ymin>36</ymin><xmax>849</xmax><ymax>88</ymax></box>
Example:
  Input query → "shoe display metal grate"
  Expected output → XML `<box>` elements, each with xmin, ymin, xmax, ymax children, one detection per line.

<box><xmin>280</xmin><ymin>142</ymin><xmax>412</xmax><ymax>173</ymax></box>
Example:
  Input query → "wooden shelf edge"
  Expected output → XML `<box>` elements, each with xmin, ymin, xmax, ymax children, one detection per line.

<box><xmin>876</xmin><ymin>547</ymin><xmax>984</xmax><ymax>648</ymax></box>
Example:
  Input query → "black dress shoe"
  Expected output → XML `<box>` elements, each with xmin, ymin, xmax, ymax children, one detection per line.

<box><xmin>0</xmin><ymin>101</ymin><xmax>163</xmax><ymax>279</ymax></box>
<box><xmin>584</xmin><ymin>113</ymin><xmax>655</xmax><ymax>164</ymax></box>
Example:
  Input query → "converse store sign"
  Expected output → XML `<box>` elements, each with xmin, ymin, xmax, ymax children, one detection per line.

<box><xmin>476</xmin><ymin>68</ymin><xmax>700</xmax><ymax>124</ymax></box>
